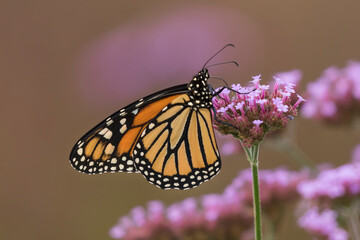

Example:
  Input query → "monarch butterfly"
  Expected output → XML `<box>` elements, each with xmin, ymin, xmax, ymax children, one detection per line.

<box><xmin>69</xmin><ymin>44</ymin><xmax>238</xmax><ymax>190</ymax></box>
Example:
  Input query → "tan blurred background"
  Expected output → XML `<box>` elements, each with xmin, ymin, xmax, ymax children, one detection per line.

<box><xmin>1</xmin><ymin>1</ymin><xmax>360</xmax><ymax>239</ymax></box>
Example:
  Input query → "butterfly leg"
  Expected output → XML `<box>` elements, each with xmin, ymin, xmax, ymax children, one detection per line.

<box><xmin>209</xmin><ymin>85</ymin><xmax>227</xmax><ymax>101</ymax></box>
<box><xmin>209</xmin><ymin>85</ymin><xmax>244</xmax><ymax>129</ymax></box>
<box><xmin>212</xmin><ymin>86</ymin><xmax>255</xmax><ymax>97</ymax></box>
<box><xmin>211</xmin><ymin>105</ymin><xmax>238</xmax><ymax>129</ymax></box>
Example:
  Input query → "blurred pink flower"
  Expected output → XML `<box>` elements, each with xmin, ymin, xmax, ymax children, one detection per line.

<box><xmin>109</xmin><ymin>168</ymin><xmax>305</xmax><ymax>240</ymax></box>
<box><xmin>297</xmin><ymin>162</ymin><xmax>360</xmax><ymax>200</ymax></box>
<box><xmin>298</xmin><ymin>207</ymin><xmax>348</xmax><ymax>240</ymax></box>
<box><xmin>74</xmin><ymin>5</ymin><xmax>263</xmax><ymax>108</ymax></box>
<box><xmin>215</xmin><ymin>133</ymin><xmax>242</xmax><ymax>156</ymax></box>
<box><xmin>274</xmin><ymin>69</ymin><xmax>302</xmax><ymax>87</ymax></box>
<box><xmin>301</xmin><ymin>61</ymin><xmax>360</xmax><ymax>123</ymax></box>
<box><xmin>226</xmin><ymin>168</ymin><xmax>307</xmax><ymax>214</ymax></box>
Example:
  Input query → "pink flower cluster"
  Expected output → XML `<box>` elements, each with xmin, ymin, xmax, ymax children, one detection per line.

<box><xmin>109</xmin><ymin>168</ymin><xmax>305</xmax><ymax>240</ymax></box>
<box><xmin>226</xmin><ymin>168</ymin><xmax>307</xmax><ymax>213</ymax></box>
<box><xmin>297</xmin><ymin>146</ymin><xmax>360</xmax><ymax>240</ymax></box>
<box><xmin>301</xmin><ymin>61</ymin><xmax>360</xmax><ymax>123</ymax></box>
<box><xmin>298</xmin><ymin>207</ymin><xmax>348</xmax><ymax>240</ymax></box>
<box><xmin>213</xmin><ymin>70</ymin><xmax>302</xmax><ymax>156</ymax></box>
<box><xmin>213</xmin><ymin>73</ymin><xmax>305</xmax><ymax>147</ymax></box>
<box><xmin>297</xmin><ymin>162</ymin><xmax>360</xmax><ymax>200</ymax></box>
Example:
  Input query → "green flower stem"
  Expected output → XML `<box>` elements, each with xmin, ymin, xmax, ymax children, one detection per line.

<box><xmin>251</xmin><ymin>161</ymin><xmax>262</xmax><ymax>240</ymax></box>
<box><xmin>265</xmin><ymin>217</ymin><xmax>276</xmax><ymax>240</ymax></box>
<box><xmin>341</xmin><ymin>199</ymin><xmax>360</xmax><ymax>240</ymax></box>
<box><xmin>242</xmin><ymin>142</ymin><xmax>262</xmax><ymax>240</ymax></box>
<box><xmin>271</xmin><ymin>136</ymin><xmax>315</xmax><ymax>170</ymax></box>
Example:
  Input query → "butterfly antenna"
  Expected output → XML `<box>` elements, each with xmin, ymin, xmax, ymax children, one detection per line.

<box><xmin>206</xmin><ymin>61</ymin><xmax>239</xmax><ymax>69</ymax></box>
<box><xmin>209</xmin><ymin>76</ymin><xmax>230</xmax><ymax>87</ymax></box>
<box><xmin>202</xmin><ymin>44</ymin><xmax>235</xmax><ymax>69</ymax></box>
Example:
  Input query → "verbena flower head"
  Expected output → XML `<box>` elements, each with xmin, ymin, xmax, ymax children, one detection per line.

<box><xmin>213</xmin><ymin>74</ymin><xmax>304</xmax><ymax>147</ymax></box>
<box><xmin>298</xmin><ymin>207</ymin><xmax>349</xmax><ymax>240</ymax></box>
<box><xmin>301</xmin><ymin>61</ymin><xmax>360</xmax><ymax>123</ymax></box>
<box><xmin>297</xmin><ymin>162</ymin><xmax>360</xmax><ymax>201</ymax></box>
<box><xmin>109</xmin><ymin>168</ymin><xmax>305</xmax><ymax>240</ymax></box>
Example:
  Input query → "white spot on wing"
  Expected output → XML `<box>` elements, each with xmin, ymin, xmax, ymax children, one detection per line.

<box><xmin>105</xmin><ymin>144</ymin><xmax>115</xmax><ymax>154</ymax></box>
<box><xmin>104</xmin><ymin>130</ymin><xmax>113</xmax><ymax>140</ymax></box>
<box><xmin>77</xmin><ymin>148</ymin><xmax>83</xmax><ymax>155</ymax></box>
<box><xmin>120</xmin><ymin>125</ymin><xmax>127</xmax><ymax>134</ymax></box>
<box><xmin>99</xmin><ymin>128</ymin><xmax>108</xmax><ymax>135</ymax></box>
<box><xmin>132</xmin><ymin>109</ymin><xmax>139</xmax><ymax>115</ymax></box>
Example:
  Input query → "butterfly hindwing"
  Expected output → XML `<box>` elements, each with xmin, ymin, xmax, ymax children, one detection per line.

<box><xmin>132</xmin><ymin>94</ymin><xmax>221</xmax><ymax>190</ymax></box>
<box><xmin>69</xmin><ymin>84</ymin><xmax>188</xmax><ymax>175</ymax></box>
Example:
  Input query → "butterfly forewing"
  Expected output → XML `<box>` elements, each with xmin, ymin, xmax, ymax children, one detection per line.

<box><xmin>69</xmin><ymin>84</ymin><xmax>188</xmax><ymax>175</ymax></box>
<box><xmin>132</xmin><ymin>94</ymin><xmax>221</xmax><ymax>190</ymax></box>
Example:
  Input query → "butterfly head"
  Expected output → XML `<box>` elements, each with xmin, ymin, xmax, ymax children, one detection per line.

<box><xmin>187</xmin><ymin>68</ymin><xmax>212</xmax><ymax>108</ymax></box>
<box><xmin>190</xmin><ymin>68</ymin><xmax>209</xmax><ymax>83</ymax></box>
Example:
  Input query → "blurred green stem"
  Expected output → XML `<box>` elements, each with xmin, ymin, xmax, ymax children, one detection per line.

<box><xmin>350</xmin><ymin>215</ymin><xmax>360</xmax><ymax>240</ymax></box>
<box><xmin>242</xmin><ymin>142</ymin><xmax>262</xmax><ymax>240</ymax></box>
<box><xmin>271</xmin><ymin>136</ymin><xmax>315</xmax><ymax>171</ymax></box>
<box><xmin>265</xmin><ymin>218</ymin><xmax>275</xmax><ymax>240</ymax></box>
<box><xmin>342</xmin><ymin>199</ymin><xmax>360</xmax><ymax>240</ymax></box>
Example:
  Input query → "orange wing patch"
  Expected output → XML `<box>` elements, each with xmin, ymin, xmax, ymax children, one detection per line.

<box><xmin>177</xmin><ymin>142</ymin><xmax>191</xmax><ymax>175</ymax></box>
<box><xmin>145</xmin><ymin>129</ymin><xmax>169</xmax><ymax>164</ymax></box>
<box><xmin>85</xmin><ymin>137</ymin><xmax>100</xmax><ymax>157</ymax></box>
<box><xmin>133</xmin><ymin>94</ymin><xmax>182</xmax><ymax>126</ymax></box>
<box><xmin>198</xmin><ymin>109</ymin><xmax>218</xmax><ymax>165</ymax></box>
<box><xmin>116</xmin><ymin>126</ymin><xmax>143</xmax><ymax>157</ymax></box>
<box><xmin>188</xmin><ymin>111</ymin><xmax>205</xmax><ymax>168</ymax></box>
<box><xmin>163</xmin><ymin>154</ymin><xmax>177</xmax><ymax>176</ymax></box>
<box><xmin>116</xmin><ymin>94</ymin><xmax>183</xmax><ymax>158</ymax></box>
